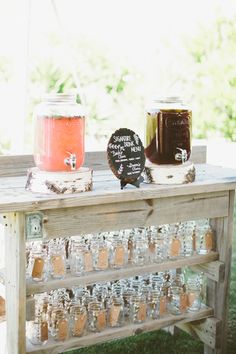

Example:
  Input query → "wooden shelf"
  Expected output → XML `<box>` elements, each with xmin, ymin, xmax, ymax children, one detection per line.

<box><xmin>0</xmin><ymin>269</ymin><xmax>5</xmax><ymax>299</ymax></box>
<box><xmin>26</xmin><ymin>305</ymin><xmax>213</xmax><ymax>354</ymax></box>
<box><xmin>26</xmin><ymin>252</ymin><xmax>219</xmax><ymax>295</ymax></box>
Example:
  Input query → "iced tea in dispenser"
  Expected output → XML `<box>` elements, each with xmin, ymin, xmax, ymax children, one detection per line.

<box><xmin>145</xmin><ymin>97</ymin><xmax>192</xmax><ymax>165</ymax></box>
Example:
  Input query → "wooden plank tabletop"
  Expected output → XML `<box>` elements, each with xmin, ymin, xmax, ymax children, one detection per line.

<box><xmin>0</xmin><ymin>164</ymin><xmax>236</xmax><ymax>213</ymax></box>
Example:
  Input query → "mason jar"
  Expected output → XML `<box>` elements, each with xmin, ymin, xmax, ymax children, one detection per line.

<box><xmin>122</xmin><ymin>288</ymin><xmax>135</xmax><ymax>318</ymax></box>
<box><xmin>69</xmin><ymin>304</ymin><xmax>87</xmax><ymax>337</ymax></box>
<box><xmin>158</xmin><ymin>290</ymin><xmax>168</xmax><ymax>317</ymax></box>
<box><xmin>27</xmin><ymin>312</ymin><xmax>49</xmax><ymax>345</ymax></box>
<box><xmin>92</xmin><ymin>283</ymin><xmax>110</xmax><ymax>307</ymax></box>
<box><xmin>107</xmin><ymin>295</ymin><xmax>124</xmax><ymax>327</ymax></box>
<box><xmin>28</xmin><ymin>247</ymin><xmax>49</xmax><ymax>282</ymax></box>
<box><xmin>50</xmin><ymin>308</ymin><xmax>69</xmax><ymax>341</ymax></box>
<box><xmin>195</xmin><ymin>219</ymin><xmax>214</xmax><ymax>255</ymax></box>
<box><xmin>169</xmin><ymin>274</ymin><xmax>187</xmax><ymax>315</ymax></box>
<box><xmin>109</xmin><ymin>233</ymin><xmax>128</xmax><ymax>269</ymax></box>
<box><xmin>145</xmin><ymin>97</ymin><xmax>192</xmax><ymax>165</ymax></box>
<box><xmin>88</xmin><ymin>301</ymin><xmax>107</xmax><ymax>332</ymax></box>
<box><xmin>130</xmin><ymin>294</ymin><xmax>147</xmax><ymax>324</ymax></box>
<box><xmin>147</xmin><ymin>226</ymin><xmax>157</xmax><ymax>263</ymax></box>
<box><xmin>49</xmin><ymin>243</ymin><xmax>66</xmax><ymax>279</ymax></box>
<box><xmin>149</xmin><ymin>273</ymin><xmax>163</xmax><ymax>289</ymax></box>
<box><xmin>128</xmin><ymin>230</ymin><xmax>135</xmax><ymax>263</ymax></box>
<box><xmin>147</xmin><ymin>289</ymin><xmax>160</xmax><ymax>320</ymax></box>
<box><xmin>179</xmin><ymin>221</ymin><xmax>195</xmax><ymax>257</ymax></box>
<box><xmin>168</xmin><ymin>224</ymin><xmax>181</xmax><ymax>259</ymax></box>
<box><xmin>131</xmin><ymin>276</ymin><xmax>143</xmax><ymax>293</ymax></box>
<box><xmin>155</xmin><ymin>225</ymin><xmax>169</xmax><ymax>262</ymax></box>
<box><xmin>187</xmin><ymin>276</ymin><xmax>202</xmax><ymax>312</ymax></box>
<box><xmin>69</xmin><ymin>239</ymin><xmax>85</xmax><ymax>277</ymax></box>
<box><xmin>91</xmin><ymin>237</ymin><xmax>109</xmax><ymax>271</ymax></box>
<box><xmin>132</xmin><ymin>229</ymin><xmax>148</xmax><ymax>266</ymax></box>
<box><xmin>83</xmin><ymin>245</ymin><xmax>94</xmax><ymax>273</ymax></box>
<box><xmin>34</xmin><ymin>93</ymin><xmax>86</xmax><ymax>172</ymax></box>
<box><xmin>111</xmin><ymin>282</ymin><xmax>124</xmax><ymax>297</ymax></box>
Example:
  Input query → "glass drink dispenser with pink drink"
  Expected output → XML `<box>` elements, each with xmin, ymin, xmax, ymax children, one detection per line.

<box><xmin>33</xmin><ymin>93</ymin><xmax>85</xmax><ymax>172</ymax></box>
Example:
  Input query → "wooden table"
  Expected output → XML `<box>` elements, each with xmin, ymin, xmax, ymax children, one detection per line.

<box><xmin>0</xmin><ymin>147</ymin><xmax>236</xmax><ymax>354</ymax></box>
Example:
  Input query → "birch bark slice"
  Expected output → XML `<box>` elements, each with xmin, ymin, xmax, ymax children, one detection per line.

<box><xmin>25</xmin><ymin>167</ymin><xmax>93</xmax><ymax>194</ymax></box>
<box><xmin>144</xmin><ymin>161</ymin><xmax>195</xmax><ymax>185</ymax></box>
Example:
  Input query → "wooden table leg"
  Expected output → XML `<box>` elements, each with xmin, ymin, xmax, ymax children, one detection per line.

<box><xmin>5</xmin><ymin>212</ymin><xmax>26</xmax><ymax>354</ymax></box>
<box><xmin>205</xmin><ymin>190</ymin><xmax>235</xmax><ymax>354</ymax></box>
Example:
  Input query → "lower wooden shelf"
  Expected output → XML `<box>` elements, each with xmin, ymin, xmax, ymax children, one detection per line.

<box><xmin>26</xmin><ymin>305</ymin><xmax>213</xmax><ymax>354</ymax></box>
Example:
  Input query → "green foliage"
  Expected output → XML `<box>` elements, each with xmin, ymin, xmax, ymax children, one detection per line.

<box><xmin>27</xmin><ymin>36</ymin><xmax>143</xmax><ymax>147</ymax></box>
<box><xmin>66</xmin><ymin>329</ymin><xmax>203</xmax><ymax>354</ymax></box>
<box><xmin>185</xmin><ymin>15</ymin><xmax>236</xmax><ymax>141</ymax></box>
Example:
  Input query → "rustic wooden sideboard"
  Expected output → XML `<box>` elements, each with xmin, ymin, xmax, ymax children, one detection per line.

<box><xmin>0</xmin><ymin>146</ymin><xmax>236</xmax><ymax>354</ymax></box>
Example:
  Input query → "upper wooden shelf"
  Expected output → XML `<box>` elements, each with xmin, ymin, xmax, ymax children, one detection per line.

<box><xmin>0</xmin><ymin>148</ymin><xmax>235</xmax><ymax>213</ymax></box>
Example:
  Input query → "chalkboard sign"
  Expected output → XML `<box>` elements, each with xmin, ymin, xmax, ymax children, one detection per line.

<box><xmin>107</xmin><ymin>128</ymin><xmax>146</xmax><ymax>189</ymax></box>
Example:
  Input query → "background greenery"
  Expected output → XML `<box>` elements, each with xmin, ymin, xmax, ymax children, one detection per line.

<box><xmin>1</xmin><ymin>3</ymin><xmax>236</xmax><ymax>153</ymax></box>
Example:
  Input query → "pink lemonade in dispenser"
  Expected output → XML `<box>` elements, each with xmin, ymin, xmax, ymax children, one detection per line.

<box><xmin>34</xmin><ymin>94</ymin><xmax>85</xmax><ymax>172</ymax></box>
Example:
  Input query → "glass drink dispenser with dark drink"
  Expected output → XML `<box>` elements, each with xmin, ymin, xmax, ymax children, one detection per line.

<box><xmin>145</xmin><ymin>97</ymin><xmax>192</xmax><ymax>165</ymax></box>
<box><xmin>34</xmin><ymin>93</ymin><xmax>85</xmax><ymax>172</ymax></box>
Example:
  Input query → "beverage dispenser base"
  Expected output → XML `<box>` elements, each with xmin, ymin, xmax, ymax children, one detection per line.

<box><xmin>144</xmin><ymin>161</ymin><xmax>195</xmax><ymax>185</ymax></box>
<box><xmin>25</xmin><ymin>167</ymin><xmax>93</xmax><ymax>194</ymax></box>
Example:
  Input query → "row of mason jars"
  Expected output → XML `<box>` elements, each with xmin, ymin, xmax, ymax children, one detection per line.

<box><xmin>27</xmin><ymin>269</ymin><xmax>204</xmax><ymax>345</ymax></box>
<box><xmin>26</xmin><ymin>219</ymin><xmax>214</xmax><ymax>282</ymax></box>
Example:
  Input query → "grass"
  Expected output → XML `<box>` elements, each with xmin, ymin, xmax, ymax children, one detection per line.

<box><xmin>65</xmin><ymin>203</ymin><xmax>236</xmax><ymax>354</ymax></box>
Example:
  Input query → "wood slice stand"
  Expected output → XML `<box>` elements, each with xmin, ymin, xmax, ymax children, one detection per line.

<box><xmin>144</xmin><ymin>161</ymin><xmax>196</xmax><ymax>184</ymax></box>
<box><xmin>25</xmin><ymin>167</ymin><xmax>93</xmax><ymax>194</ymax></box>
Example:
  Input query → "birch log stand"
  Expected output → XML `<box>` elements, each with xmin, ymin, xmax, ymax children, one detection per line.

<box><xmin>0</xmin><ymin>146</ymin><xmax>236</xmax><ymax>354</ymax></box>
<box><xmin>25</xmin><ymin>167</ymin><xmax>93</xmax><ymax>194</ymax></box>
<box><xmin>144</xmin><ymin>160</ymin><xmax>196</xmax><ymax>184</ymax></box>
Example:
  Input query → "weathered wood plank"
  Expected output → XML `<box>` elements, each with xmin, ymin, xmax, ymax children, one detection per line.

<box><xmin>177</xmin><ymin>317</ymin><xmax>222</xmax><ymax>349</ymax></box>
<box><xmin>1</xmin><ymin>251</ymin><xmax>34</xmax><ymax>320</ymax></box>
<box><xmin>190</xmin><ymin>261</ymin><xmax>225</xmax><ymax>283</ymax></box>
<box><xmin>0</xmin><ymin>154</ymin><xmax>34</xmax><ymax>177</ymax></box>
<box><xmin>204</xmin><ymin>190</ymin><xmax>235</xmax><ymax>354</ymax></box>
<box><xmin>0</xmin><ymin>146</ymin><xmax>207</xmax><ymax>177</ymax></box>
<box><xmin>5</xmin><ymin>212</ymin><xmax>26</xmax><ymax>354</ymax></box>
<box><xmin>26</xmin><ymin>306</ymin><xmax>213</xmax><ymax>354</ymax></box>
<box><xmin>39</xmin><ymin>191</ymin><xmax>229</xmax><ymax>238</ymax></box>
<box><xmin>0</xmin><ymin>164</ymin><xmax>236</xmax><ymax>213</ymax></box>
<box><xmin>0</xmin><ymin>268</ymin><xmax>5</xmax><ymax>299</ymax></box>
<box><xmin>0</xmin><ymin>268</ymin><xmax>4</xmax><ymax>286</ymax></box>
<box><xmin>26</xmin><ymin>252</ymin><xmax>219</xmax><ymax>296</ymax></box>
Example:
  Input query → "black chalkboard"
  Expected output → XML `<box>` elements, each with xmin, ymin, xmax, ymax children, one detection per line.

<box><xmin>107</xmin><ymin>128</ymin><xmax>146</xmax><ymax>189</ymax></box>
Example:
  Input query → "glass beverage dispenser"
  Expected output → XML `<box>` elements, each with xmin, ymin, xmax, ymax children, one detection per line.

<box><xmin>34</xmin><ymin>93</ymin><xmax>85</xmax><ymax>172</ymax></box>
<box><xmin>145</xmin><ymin>97</ymin><xmax>192</xmax><ymax>165</ymax></box>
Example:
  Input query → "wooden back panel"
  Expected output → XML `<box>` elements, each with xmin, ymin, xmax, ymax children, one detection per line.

<box><xmin>0</xmin><ymin>146</ymin><xmax>206</xmax><ymax>177</ymax></box>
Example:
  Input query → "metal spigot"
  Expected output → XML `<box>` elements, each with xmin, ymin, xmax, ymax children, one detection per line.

<box><xmin>175</xmin><ymin>148</ymin><xmax>187</xmax><ymax>164</ymax></box>
<box><xmin>64</xmin><ymin>152</ymin><xmax>77</xmax><ymax>170</ymax></box>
